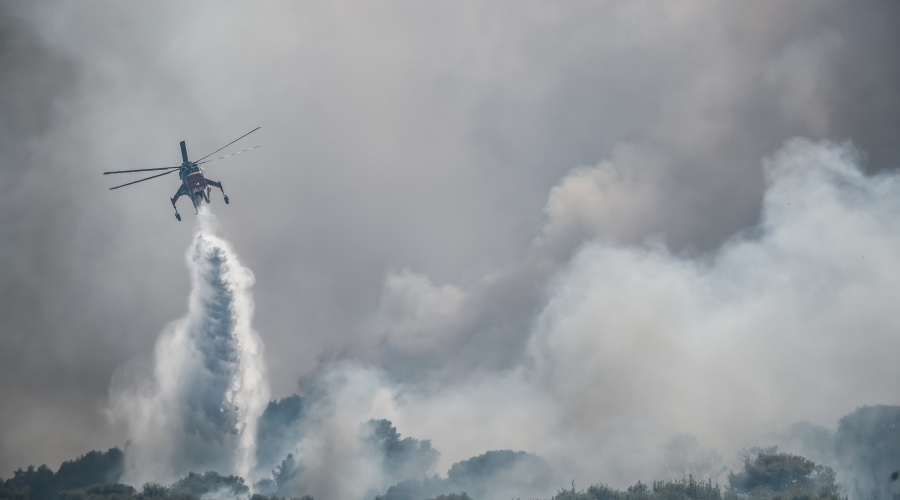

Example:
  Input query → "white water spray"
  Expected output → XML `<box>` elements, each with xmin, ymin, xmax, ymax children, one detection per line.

<box><xmin>110</xmin><ymin>209</ymin><xmax>270</xmax><ymax>486</ymax></box>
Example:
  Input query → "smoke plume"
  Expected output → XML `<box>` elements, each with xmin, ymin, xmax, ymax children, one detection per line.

<box><xmin>310</xmin><ymin>139</ymin><xmax>900</xmax><ymax>493</ymax></box>
<box><xmin>109</xmin><ymin>210</ymin><xmax>270</xmax><ymax>486</ymax></box>
<box><xmin>103</xmin><ymin>139</ymin><xmax>900</xmax><ymax>500</ymax></box>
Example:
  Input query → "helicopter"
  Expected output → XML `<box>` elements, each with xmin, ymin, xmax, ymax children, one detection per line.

<box><xmin>103</xmin><ymin>127</ymin><xmax>260</xmax><ymax>221</ymax></box>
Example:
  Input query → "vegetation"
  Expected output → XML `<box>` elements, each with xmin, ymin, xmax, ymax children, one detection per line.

<box><xmin>1</xmin><ymin>449</ymin><xmax>123</xmax><ymax>500</ymax></box>
<box><xmin>4</xmin><ymin>405</ymin><xmax>900</xmax><ymax>500</ymax></box>
<box><xmin>169</xmin><ymin>472</ymin><xmax>248</xmax><ymax>498</ymax></box>
<box><xmin>364</xmin><ymin>419</ymin><xmax>440</xmax><ymax>484</ymax></box>
<box><xmin>256</xmin><ymin>396</ymin><xmax>306</xmax><ymax>476</ymax></box>
<box><xmin>549</xmin><ymin>477</ymin><xmax>723</xmax><ymax>500</ymax></box>
<box><xmin>727</xmin><ymin>449</ymin><xmax>842</xmax><ymax>500</ymax></box>
<box><xmin>376</xmin><ymin>449</ymin><xmax>552</xmax><ymax>500</ymax></box>
<box><xmin>835</xmin><ymin>405</ymin><xmax>900</xmax><ymax>500</ymax></box>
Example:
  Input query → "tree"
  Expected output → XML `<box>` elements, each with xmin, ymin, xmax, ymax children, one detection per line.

<box><xmin>55</xmin><ymin>449</ymin><xmax>125</xmax><ymax>493</ymax></box>
<box><xmin>363</xmin><ymin>419</ymin><xmax>439</xmax><ymax>483</ymax></box>
<box><xmin>728</xmin><ymin>450</ymin><xmax>841</xmax><ymax>500</ymax></box>
<box><xmin>169</xmin><ymin>471</ymin><xmax>248</xmax><ymax>498</ymax></box>
<box><xmin>729</xmin><ymin>452</ymin><xmax>815</xmax><ymax>492</ymax></box>
<box><xmin>59</xmin><ymin>483</ymin><xmax>135</xmax><ymax>500</ymax></box>
<box><xmin>835</xmin><ymin>405</ymin><xmax>900</xmax><ymax>500</ymax></box>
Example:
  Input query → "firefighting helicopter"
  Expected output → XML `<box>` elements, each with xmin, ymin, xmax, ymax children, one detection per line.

<box><xmin>103</xmin><ymin>127</ymin><xmax>260</xmax><ymax>221</ymax></box>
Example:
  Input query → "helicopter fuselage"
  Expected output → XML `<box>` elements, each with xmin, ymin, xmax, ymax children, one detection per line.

<box><xmin>180</xmin><ymin>162</ymin><xmax>211</xmax><ymax>205</ymax></box>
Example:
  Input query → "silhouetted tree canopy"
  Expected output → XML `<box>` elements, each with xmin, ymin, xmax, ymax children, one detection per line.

<box><xmin>729</xmin><ymin>452</ymin><xmax>816</xmax><ymax>491</ymax></box>
<box><xmin>2</xmin><ymin>449</ymin><xmax>123</xmax><ymax>500</ymax></box>
<box><xmin>364</xmin><ymin>419</ymin><xmax>439</xmax><ymax>483</ymax></box>
<box><xmin>59</xmin><ymin>483</ymin><xmax>136</xmax><ymax>500</ymax></box>
<box><xmin>169</xmin><ymin>471</ymin><xmax>248</xmax><ymax>498</ymax></box>
<box><xmin>5</xmin><ymin>404</ymin><xmax>900</xmax><ymax>500</ymax></box>
<box><xmin>376</xmin><ymin>449</ymin><xmax>552</xmax><ymax>500</ymax></box>
<box><xmin>835</xmin><ymin>405</ymin><xmax>900</xmax><ymax>500</ymax></box>
<box><xmin>549</xmin><ymin>478</ymin><xmax>723</xmax><ymax>500</ymax></box>
<box><xmin>256</xmin><ymin>395</ymin><xmax>306</xmax><ymax>475</ymax></box>
<box><xmin>727</xmin><ymin>449</ymin><xmax>841</xmax><ymax>500</ymax></box>
<box><xmin>426</xmin><ymin>494</ymin><xmax>472</xmax><ymax>500</ymax></box>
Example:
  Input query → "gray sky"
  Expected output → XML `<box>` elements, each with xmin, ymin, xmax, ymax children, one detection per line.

<box><xmin>1</xmin><ymin>0</ymin><xmax>900</xmax><ymax>485</ymax></box>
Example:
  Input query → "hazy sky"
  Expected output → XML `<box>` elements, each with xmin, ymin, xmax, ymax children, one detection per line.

<box><xmin>1</xmin><ymin>0</ymin><xmax>900</xmax><ymax>485</ymax></box>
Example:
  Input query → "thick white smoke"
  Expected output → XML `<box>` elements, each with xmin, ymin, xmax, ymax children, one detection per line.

<box><xmin>109</xmin><ymin>209</ymin><xmax>270</xmax><ymax>486</ymax></box>
<box><xmin>107</xmin><ymin>140</ymin><xmax>900</xmax><ymax>500</ymax></box>
<box><xmin>289</xmin><ymin>139</ymin><xmax>900</xmax><ymax>496</ymax></box>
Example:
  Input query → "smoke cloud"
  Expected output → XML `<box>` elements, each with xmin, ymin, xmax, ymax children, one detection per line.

<box><xmin>303</xmin><ymin>139</ymin><xmax>900</xmax><ymax>493</ymax></box>
<box><xmin>3</xmin><ymin>3</ymin><xmax>900</xmax><ymax>497</ymax></box>
<box><xmin>50</xmin><ymin>138</ymin><xmax>900</xmax><ymax>500</ymax></box>
<box><xmin>109</xmin><ymin>210</ymin><xmax>269</xmax><ymax>486</ymax></box>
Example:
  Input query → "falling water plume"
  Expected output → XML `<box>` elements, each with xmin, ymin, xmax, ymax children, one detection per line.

<box><xmin>110</xmin><ymin>208</ymin><xmax>270</xmax><ymax>486</ymax></box>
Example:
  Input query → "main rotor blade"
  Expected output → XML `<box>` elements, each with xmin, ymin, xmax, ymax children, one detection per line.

<box><xmin>103</xmin><ymin>166</ymin><xmax>180</xmax><ymax>175</ymax></box>
<box><xmin>194</xmin><ymin>127</ymin><xmax>261</xmax><ymax>163</ymax></box>
<box><xmin>108</xmin><ymin>168</ymin><xmax>177</xmax><ymax>190</ymax></box>
<box><xmin>197</xmin><ymin>145</ymin><xmax>260</xmax><ymax>165</ymax></box>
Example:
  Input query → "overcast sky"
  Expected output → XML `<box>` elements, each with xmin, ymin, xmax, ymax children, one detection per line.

<box><xmin>2</xmin><ymin>0</ymin><xmax>900</xmax><ymax>484</ymax></box>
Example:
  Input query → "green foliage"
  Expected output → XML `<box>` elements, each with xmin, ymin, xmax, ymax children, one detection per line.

<box><xmin>728</xmin><ymin>449</ymin><xmax>843</xmax><ymax>500</ymax></box>
<box><xmin>8</xmin><ymin>465</ymin><xmax>54</xmax><ymax>500</ymax></box>
<box><xmin>446</xmin><ymin>450</ymin><xmax>532</xmax><ymax>482</ymax></box>
<box><xmin>426</xmin><ymin>494</ymin><xmax>472</xmax><ymax>500</ymax></box>
<box><xmin>0</xmin><ymin>481</ymin><xmax>29</xmax><ymax>500</ymax></box>
<box><xmin>652</xmin><ymin>477</ymin><xmax>721</xmax><ymax>500</ymax></box>
<box><xmin>835</xmin><ymin>405</ymin><xmax>900</xmax><ymax>500</ymax></box>
<box><xmin>1</xmin><ymin>449</ymin><xmax>124</xmax><ymax>500</ymax></box>
<box><xmin>273</xmin><ymin>454</ymin><xmax>299</xmax><ymax>491</ymax></box>
<box><xmin>551</xmin><ymin>478</ymin><xmax>724</xmax><ymax>500</ymax></box>
<box><xmin>374</xmin><ymin>475</ymin><xmax>445</xmax><ymax>500</ymax></box>
<box><xmin>551</xmin><ymin>489</ymin><xmax>595</xmax><ymax>500</ymax></box>
<box><xmin>256</xmin><ymin>395</ymin><xmax>306</xmax><ymax>474</ymax></box>
<box><xmin>735</xmin><ymin>484</ymin><xmax>843</xmax><ymax>500</ymax></box>
<box><xmin>252</xmin><ymin>479</ymin><xmax>277</xmax><ymax>497</ymax></box>
<box><xmin>138</xmin><ymin>483</ymin><xmax>169</xmax><ymax>498</ymax></box>
<box><xmin>729</xmin><ymin>452</ymin><xmax>815</xmax><ymax>492</ymax></box>
<box><xmin>55</xmin><ymin>450</ymin><xmax>125</xmax><ymax>492</ymax></box>
<box><xmin>170</xmin><ymin>471</ymin><xmax>248</xmax><ymax>498</ymax></box>
<box><xmin>364</xmin><ymin>419</ymin><xmax>439</xmax><ymax>483</ymax></box>
<box><xmin>59</xmin><ymin>483</ymin><xmax>136</xmax><ymax>500</ymax></box>
<box><xmin>626</xmin><ymin>481</ymin><xmax>651</xmax><ymax>500</ymax></box>
<box><xmin>585</xmin><ymin>484</ymin><xmax>621</xmax><ymax>500</ymax></box>
<box><xmin>249</xmin><ymin>494</ymin><xmax>281</xmax><ymax>500</ymax></box>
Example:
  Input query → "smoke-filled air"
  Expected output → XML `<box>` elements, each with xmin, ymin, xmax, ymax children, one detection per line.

<box><xmin>2</xmin><ymin>2</ymin><xmax>900</xmax><ymax>500</ymax></box>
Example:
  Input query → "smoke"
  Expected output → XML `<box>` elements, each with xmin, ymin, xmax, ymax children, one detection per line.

<box><xmin>306</xmin><ymin>138</ymin><xmax>900</xmax><ymax>493</ymax></box>
<box><xmin>109</xmin><ymin>209</ymin><xmax>270</xmax><ymax>486</ymax></box>
<box><xmin>105</xmin><ymin>139</ymin><xmax>900</xmax><ymax>500</ymax></box>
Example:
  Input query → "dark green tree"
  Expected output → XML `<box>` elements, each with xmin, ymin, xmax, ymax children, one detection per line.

<box><xmin>363</xmin><ymin>419</ymin><xmax>439</xmax><ymax>483</ymax></box>
<box><xmin>729</xmin><ymin>450</ymin><xmax>841</xmax><ymax>500</ymax></box>
<box><xmin>835</xmin><ymin>405</ymin><xmax>900</xmax><ymax>500</ymax></box>
<box><xmin>59</xmin><ymin>483</ymin><xmax>136</xmax><ymax>500</ymax></box>
<box><xmin>170</xmin><ymin>471</ymin><xmax>248</xmax><ymax>498</ymax></box>
<box><xmin>729</xmin><ymin>452</ymin><xmax>815</xmax><ymax>491</ymax></box>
